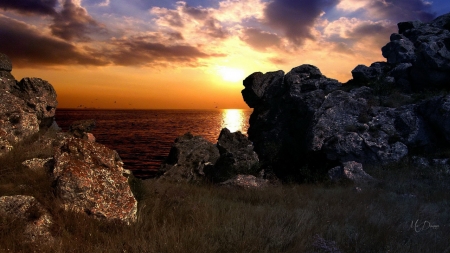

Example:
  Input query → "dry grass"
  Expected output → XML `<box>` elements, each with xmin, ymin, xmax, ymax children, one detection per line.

<box><xmin>1</xmin><ymin>134</ymin><xmax>449</xmax><ymax>252</ymax></box>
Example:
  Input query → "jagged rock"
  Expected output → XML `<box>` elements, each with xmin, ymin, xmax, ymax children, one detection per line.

<box><xmin>0</xmin><ymin>91</ymin><xmax>40</xmax><ymax>156</ymax></box>
<box><xmin>69</xmin><ymin>119</ymin><xmax>96</xmax><ymax>139</ymax></box>
<box><xmin>220</xmin><ymin>175</ymin><xmax>268</xmax><ymax>188</ymax></box>
<box><xmin>418</xmin><ymin>95</ymin><xmax>450</xmax><ymax>143</ymax></box>
<box><xmin>11</xmin><ymin>77</ymin><xmax>58</xmax><ymax>128</ymax></box>
<box><xmin>0</xmin><ymin>195</ymin><xmax>54</xmax><ymax>243</ymax></box>
<box><xmin>351</xmin><ymin>62</ymin><xmax>390</xmax><ymax>83</ymax></box>
<box><xmin>328</xmin><ymin>161</ymin><xmax>375</xmax><ymax>184</ymax></box>
<box><xmin>22</xmin><ymin>157</ymin><xmax>54</xmax><ymax>172</ymax></box>
<box><xmin>159</xmin><ymin>132</ymin><xmax>220</xmax><ymax>183</ymax></box>
<box><xmin>0</xmin><ymin>53</ymin><xmax>12</xmax><ymax>72</ymax></box>
<box><xmin>209</xmin><ymin>128</ymin><xmax>259</xmax><ymax>182</ymax></box>
<box><xmin>382</xmin><ymin>13</ymin><xmax>450</xmax><ymax>89</ymax></box>
<box><xmin>53</xmin><ymin>137</ymin><xmax>137</xmax><ymax>224</ymax></box>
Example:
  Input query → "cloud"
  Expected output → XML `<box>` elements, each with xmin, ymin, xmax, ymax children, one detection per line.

<box><xmin>264</xmin><ymin>0</ymin><xmax>340</xmax><ymax>44</ymax></box>
<box><xmin>0</xmin><ymin>0</ymin><xmax>57</xmax><ymax>16</ymax></box>
<box><xmin>0</xmin><ymin>15</ymin><xmax>107</xmax><ymax>67</ymax></box>
<box><xmin>182</xmin><ymin>4</ymin><xmax>209</xmax><ymax>20</ymax></box>
<box><xmin>50</xmin><ymin>0</ymin><xmax>105</xmax><ymax>41</ymax></box>
<box><xmin>240</xmin><ymin>28</ymin><xmax>281</xmax><ymax>51</ymax></box>
<box><xmin>150</xmin><ymin>6</ymin><xmax>184</xmax><ymax>27</ymax></box>
<box><xmin>338</xmin><ymin>0</ymin><xmax>436</xmax><ymax>22</ymax></box>
<box><xmin>106</xmin><ymin>35</ymin><xmax>225</xmax><ymax>66</ymax></box>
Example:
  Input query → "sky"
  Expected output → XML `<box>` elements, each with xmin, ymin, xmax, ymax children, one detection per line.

<box><xmin>0</xmin><ymin>0</ymin><xmax>449</xmax><ymax>109</ymax></box>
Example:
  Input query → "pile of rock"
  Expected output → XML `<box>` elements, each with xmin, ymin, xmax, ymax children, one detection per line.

<box><xmin>241</xmin><ymin>12</ymin><xmax>450</xmax><ymax>183</ymax></box>
<box><xmin>0</xmin><ymin>53</ymin><xmax>138</xmax><ymax>244</ymax></box>
<box><xmin>159</xmin><ymin>128</ymin><xmax>264</xmax><ymax>186</ymax></box>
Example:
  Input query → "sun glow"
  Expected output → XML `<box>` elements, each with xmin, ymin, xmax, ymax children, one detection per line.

<box><xmin>217</xmin><ymin>66</ymin><xmax>246</xmax><ymax>82</ymax></box>
<box><xmin>221</xmin><ymin>109</ymin><xmax>246</xmax><ymax>133</ymax></box>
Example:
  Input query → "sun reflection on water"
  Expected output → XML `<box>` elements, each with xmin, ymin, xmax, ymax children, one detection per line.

<box><xmin>221</xmin><ymin>109</ymin><xmax>247</xmax><ymax>133</ymax></box>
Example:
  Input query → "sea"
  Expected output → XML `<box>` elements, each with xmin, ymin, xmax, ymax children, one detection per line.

<box><xmin>55</xmin><ymin>109</ymin><xmax>252</xmax><ymax>178</ymax></box>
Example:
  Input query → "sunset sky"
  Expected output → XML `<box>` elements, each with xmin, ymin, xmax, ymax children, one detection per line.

<box><xmin>1</xmin><ymin>0</ymin><xmax>449</xmax><ymax>109</ymax></box>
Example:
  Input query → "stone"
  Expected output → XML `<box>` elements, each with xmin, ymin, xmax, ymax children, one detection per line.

<box><xmin>209</xmin><ymin>128</ymin><xmax>259</xmax><ymax>182</ymax></box>
<box><xmin>0</xmin><ymin>195</ymin><xmax>53</xmax><ymax>243</ymax></box>
<box><xmin>69</xmin><ymin>119</ymin><xmax>96</xmax><ymax>139</ymax></box>
<box><xmin>0</xmin><ymin>53</ymin><xmax>12</xmax><ymax>72</ymax></box>
<box><xmin>328</xmin><ymin>161</ymin><xmax>375</xmax><ymax>184</ymax></box>
<box><xmin>22</xmin><ymin>157</ymin><xmax>54</xmax><ymax>172</ymax></box>
<box><xmin>159</xmin><ymin>132</ymin><xmax>220</xmax><ymax>183</ymax></box>
<box><xmin>11</xmin><ymin>77</ymin><xmax>58</xmax><ymax>127</ymax></box>
<box><xmin>418</xmin><ymin>95</ymin><xmax>450</xmax><ymax>143</ymax></box>
<box><xmin>53</xmin><ymin>137</ymin><xmax>137</xmax><ymax>224</ymax></box>
<box><xmin>220</xmin><ymin>174</ymin><xmax>268</xmax><ymax>188</ymax></box>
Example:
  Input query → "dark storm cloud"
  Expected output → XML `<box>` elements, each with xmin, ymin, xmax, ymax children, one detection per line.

<box><xmin>0</xmin><ymin>16</ymin><xmax>107</xmax><ymax>67</ymax></box>
<box><xmin>368</xmin><ymin>0</ymin><xmax>436</xmax><ymax>22</ymax></box>
<box><xmin>264</xmin><ymin>0</ymin><xmax>341</xmax><ymax>44</ymax></box>
<box><xmin>50</xmin><ymin>0</ymin><xmax>105</xmax><ymax>41</ymax></box>
<box><xmin>0</xmin><ymin>0</ymin><xmax>57</xmax><ymax>16</ymax></box>
<box><xmin>107</xmin><ymin>36</ymin><xmax>225</xmax><ymax>66</ymax></box>
<box><xmin>240</xmin><ymin>28</ymin><xmax>281</xmax><ymax>51</ymax></box>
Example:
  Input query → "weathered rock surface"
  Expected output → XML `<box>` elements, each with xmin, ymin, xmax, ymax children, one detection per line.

<box><xmin>242</xmin><ymin>13</ymin><xmax>450</xmax><ymax>183</ymax></box>
<box><xmin>69</xmin><ymin>119</ymin><xmax>96</xmax><ymax>139</ymax></box>
<box><xmin>159</xmin><ymin>129</ymin><xmax>260</xmax><ymax>183</ymax></box>
<box><xmin>220</xmin><ymin>174</ymin><xmax>268</xmax><ymax>188</ymax></box>
<box><xmin>354</xmin><ymin>12</ymin><xmax>450</xmax><ymax>91</ymax></box>
<box><xmin>210</xmin><ymin>128</ymin><xmax>259</xmax><ymax>182</ymax></box>
<box><xmin>0</xmin><ymin>195</ymin><xmax>54</xmax><ymax>243</ymax></box>
<box><xmin>22</xmin><ymin>157</ymin><xmax>54</xmax><ymax>172</ymax></box>
<box><xmin>159</xmin><ymin>132</ymin><xmax>220</xmax><ymax>182</ymax></box>
<box><xmin>53</xmin><ymin>137</ymin><xmax>137</xmax><ymax>224</ymax></box>
<box><xmin>328</xmin><ymin>161</ymin><xmax>375</xmax><ymax>184</ymax></box>
<box><xmin>0</xmin><ymin>53</ymin><xmax>58</xmax><ymax>156</ymax></box>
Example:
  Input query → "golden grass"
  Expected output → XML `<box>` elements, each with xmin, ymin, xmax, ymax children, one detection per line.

<box><xmin>1</xmin><ymin>133</ymin><xmax>449</xmax><ymax>252</ymax></box>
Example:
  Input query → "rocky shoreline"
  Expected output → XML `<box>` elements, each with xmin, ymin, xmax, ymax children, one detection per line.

<box><xmin>0</xmin><ymin>11</ymin><xmax>449</xmax><ymax>245</ymax></box>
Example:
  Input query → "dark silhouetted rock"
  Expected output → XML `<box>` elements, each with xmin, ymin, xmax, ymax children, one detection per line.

<box><xmin>418</xmin><ymin>95</ymin><xmax>450</xmax><ymax>143</ymax></box>
<box><xmin>328</xmin><ymin>161</ymin><xmax>375</xmax><ymax>184</ymax></box>
<box><xmin>220</xmin><ymin>174</ymin><xmax>268</xmax><ymax>188</ymax></box>
<box><xmin>159</xmin><ymin>132</ymin><xmax>220</xmax><ymax>183</ymax></box>
<box><xmin>69</xmin><ymin>119</ymin><xmax>96</xmax><ymax>139</ymax></box>
<box><xmin>209</xmin><ymin>128</ymin><xmax>259</xmax><ymax>182</ymax></box>
<box><xmin>53</xmin><ymin>137</ymin><xmax>137</xmax><ymax>224</ymax></box>
<box><xmin>0</xmin><ymin>195</ymin><xmax>54</xmax><ymax>243</ymax></box>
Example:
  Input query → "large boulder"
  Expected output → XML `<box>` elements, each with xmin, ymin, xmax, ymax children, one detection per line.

<box><xmin>0</xmin><ymin>195</ymin><xmax>54</xmax><ymax>243</ymax></box>
<box><xmin>53</xmin><ymin>137</ymin><xmax>137</xmax><ymax>224</ymax></box>
<box><xmin>0</xmin><ymin>53</ymin><xmax>58</xmax><ymax>156</ymax></box>
<box><xmin>208</xmin><ymin>128</ymin><xmax>259</xmax><ymax>182</ymax></box>
<box><xmin>159</xmin><ymin>132</ymin><xmax>220</xmax><ymax>183</ymax></box>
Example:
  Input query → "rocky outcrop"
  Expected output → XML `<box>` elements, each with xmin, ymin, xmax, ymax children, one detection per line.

<box><xmin>0</xmin><ymin>53</ymin><xmax>58</xmax><ymax>156</ymax></box>
<box><xmin>353</xmin><ymin>13</ymin><xmax>450</xmax><ymax>92</ymax></box>
<box><xmin>242</xmin><ymin>12</ymin><xmax>450</xmax><ymax>183</ymax></box>
<box><xmin>159</xmin><ymin>132</ymin><xmax>220</xmax><ymax>182</ymax></box>
<box><xmin>328</xmin><ymin>161</ymin><xmax>375</xmax><ymax>184</ymax></box>
<box><xmin>53</xmin><ymin>137</ymin><xmax>137</xmax><ymax>224</ymax></box>
<box><xmin>159</xmin><ymin>129</ymin><xmax>260</xmax><ymax>183</ymax></box>
<box><xmin>209</xmin><ymin>128</ymin><xmax>259</xmax><ymax>182</ymax></box>
<box><xmin>0</xmin><ymin>195</ymin><xmax>54</xmax><ymax>243</ymax></box>
<box><xmin>69</xmin><ymin>119</ymin><xmax>96</xmax><ymax>140</ymax></box>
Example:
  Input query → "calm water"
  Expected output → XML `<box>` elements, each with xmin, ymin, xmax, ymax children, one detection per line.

<box><xmin>55</xmin><ymin>109</ymin><xmax>252</xmax><ymax>177</ymax></box>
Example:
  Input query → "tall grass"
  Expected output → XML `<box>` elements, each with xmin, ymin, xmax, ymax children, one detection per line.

<box><xmin>1</xmin><ymin>133</ymin><xmax>449</xmax><ymax>252</ymax></box>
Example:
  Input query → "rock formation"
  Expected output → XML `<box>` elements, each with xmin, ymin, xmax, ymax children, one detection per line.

<box><xmin>159</xmin><ymin>128</ymin><xmax>260</xmax><ymax>185</ymax></box>
<box><xmin>0</xmin><ymin>195</ymin><xmax>54</xmax><ymax>243</ymax></box>
<box><xmin>0</xmin><ymin>54</ymin><xmax>57</xmax><ymax>156</ymax></box>
<box><xmin>53</xmin><ymin>137</ymin><xmax>137</xmax><ymax>224</ymax></box>
<box><xmin>0</xmin><ymin>52</ymin><xmax>138</xmax><ymax>227</ymax></box>
<box><xmin>242</xmin><ymin>12</ymin><xmax>450</xmax><ymax>182</ymax></box>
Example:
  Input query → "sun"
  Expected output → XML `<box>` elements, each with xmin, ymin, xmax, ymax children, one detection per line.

<box><xmin>217</xmin><ymin>66</ymin><xmax>246</xmax><ymax>83</ymax></box>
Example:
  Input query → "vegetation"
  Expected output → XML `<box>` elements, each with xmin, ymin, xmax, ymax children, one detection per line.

<box><xmin>1</xmin><ymin>134</ymin><xmax>450</xmax><ymax>252</ymax></box>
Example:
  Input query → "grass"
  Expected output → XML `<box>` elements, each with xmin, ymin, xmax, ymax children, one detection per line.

<box><xmin>1</xmin><ymin>133</ymin><xmax>450</xmax><ymax>252</ymax></box>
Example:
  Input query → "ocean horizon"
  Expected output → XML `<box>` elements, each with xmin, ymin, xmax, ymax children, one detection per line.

<box><xmin>55</xmin><ymin>109</ymin><xmax>252</xmax><ymax>178</ymax></box>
